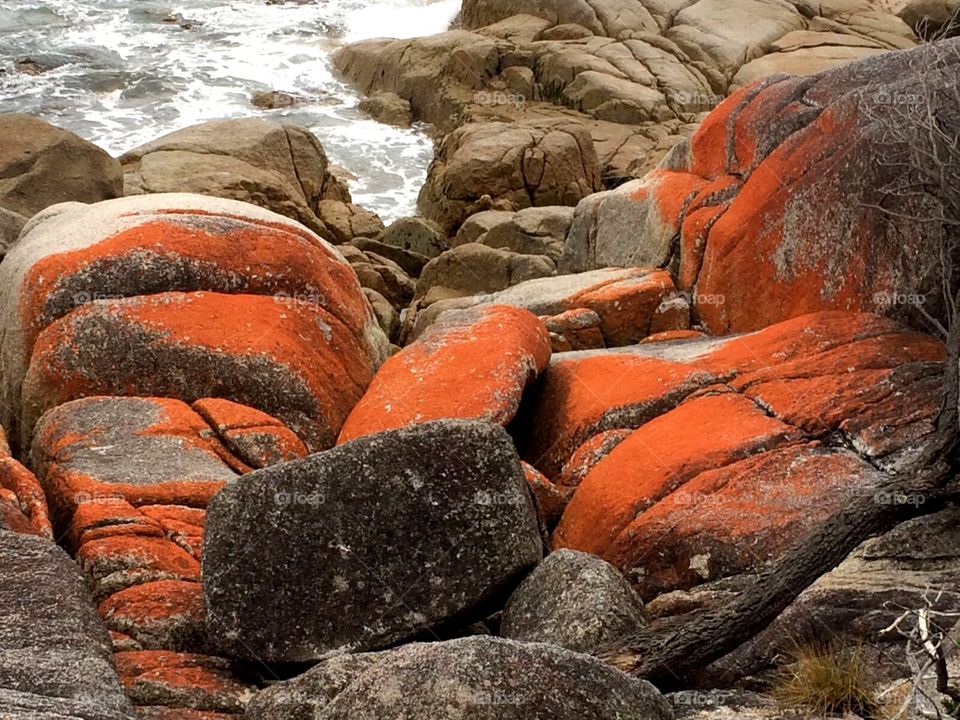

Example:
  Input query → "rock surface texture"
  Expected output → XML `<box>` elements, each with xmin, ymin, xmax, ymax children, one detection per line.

<box><xmin>534</xmin><ymin>312</ymin><xmax>943</xmax><ymax>601</ymax></box>
<box><xmin>562</xmin><ymin>37</ymin><xmax>960</xmax><ymax>333</ymax></box>
<box><xmin>204</xmin><ymin>421</ymin><xmax>543</xmax><ymax>662</ymax></box>
<box><xmin>244</xmin><ymin>636</ymin><xmax>673</xmax><ymax>720</ymax></box>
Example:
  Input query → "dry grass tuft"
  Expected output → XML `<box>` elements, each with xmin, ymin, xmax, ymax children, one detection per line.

<box><xmin>773</xmin><ymin>641</ymin><xmax>878</xmax><ymax>718</ymax></box>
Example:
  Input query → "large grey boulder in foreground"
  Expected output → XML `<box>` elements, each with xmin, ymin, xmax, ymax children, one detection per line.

<box><xmin>204</xmin><ymin>420</ymin><xmax>543</xmax><ymax>661</ymax></box>
<box><xmin>501</xmin><ymin>548</ymin><xmax>647</xmax><ymax>654</ymax></box>
<box><xmin>245</xmin><ymin>636</ymin><xmax>673</xmax><ymax>720</ymax></box>
<box><xmin>0</xmin><ymin>530</ymin><xmax>134</xmax><ymax>719</ymax></box>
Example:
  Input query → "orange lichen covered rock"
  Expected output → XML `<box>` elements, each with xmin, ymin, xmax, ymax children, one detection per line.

<box><xmin>562</xmin><ymin>42</ymin><xmax>960</xmax><ymax>334</ymax></box>
<box><xmin>526</xmin><ymin>311</ymin><xmax>939</xmax><ymax>475</ymax></box>
<box><xmin>0</xmin><ymin>449</ymin><xmax>52</xmax><ymax>537</ymax></box>
<box><xmin>30</xmin><ymin>397</ymin><xmax>238</xmax><ymax>529</ymax></box>
<box><xmin>338</xmin><ymin>305</ymin><xmax>551</xmax><ymax>443</ymax></box>
<box><xmin>0</xmin><ymin>193</ymin><xmax>387</xmax><ymax>448</ymax></box>
<box><xmin>521</xmin><ymin>461</ymin><xmax>570</xmax><ymax>529</ymax></box>
<box><xmin>543</xmin><ymin>312</ymin><xmax>944</xmax><ymax>598</ymax></box>
<box><xmin>192</xmin><ymin>398</ymin><xmax>308</xmax><ymax>469</ymax></box>
<box><xmin>77</xmin><ymin>535</ymin><xmax>201</xmax><ymax>601</ymax></box>
<box><xmin>22</xmin><ymin>291</ymin><xmax>376</xmax><ymax>450</ymax></box>
<box><xmin>99</xmin><ymin>579</ymin><xmax>205</xmax><ymax>652</ymax></box>
<box><xmin>416</xmin><ymin>267</ymin><xmax>687</xmax><ymax>350</ymax></box>
<box><xmin>116</xmin><ymin>650</ymin><xmax>251</xmax><ymax>713</ymax></box>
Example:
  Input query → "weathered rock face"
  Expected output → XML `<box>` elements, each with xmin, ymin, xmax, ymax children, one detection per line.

<box><xmin>244</xmin><ymin>637</ymin><xmax>673</xmax><ymax>720</ymax></box>
<box><xmin>409</xmin><ymin>267</ymin><xmax>687</xmax><ymax>351</ymax></box>
<box><xmin>30</xmin><ymin>397</ymin><xmax>237</xmax><ymax>540</ymax></box>
<box><xmin>0</xmin><ymin>114</ymin><xmax>123</xmax><ymax>218</ymax></box>
<box><xmin>520</xmin><ymin>312</ymin><xmax>944</xmax><ymax>599</ymax></box>
<box><xmin>27</xmin><ymin>395</ymin><xmax>264</xmax><ymax>712</ymax></box>
<box><xmin>0</xmin><ymin>530</ymin><xmax>134</xmax><ymax>719</ymax></box>
<box><xmin>120</xmin><ymin>119</ymin><xmax>350</xmax><ymax>237</ymax></box>
<box><xmin>316</xmin><ymin>199</ymin><xmax>385</xmax><ymax>243</ymax></box>
<box><xmin>377</xmin><ymin>216</ymin><xmax>449</xmax><ymax>259</ymax></box>
<box><xmin>565</xmin><ymin>37</ymin><xmax>960</xmax><ymax>333</ymax></box>
<box><xmin>418</xmin><ymin>120</ymin><xmax>603</xmax><ymax>234</ymax></box>
<box><xmin>338</xmin><ymin>243</ymin><xmax>417</xmax><ymax>312</ymax></box>
<box><xmin>0</xmin><ymin>194</ymin><xmax>387</xmax><ymax>450</ymax></box>
<box><xmin>501</xmin><ymin>548</ymin><xmax>646</xmax><ymax>654</ymax></box>
<box><xmin>204</xmin><ymin>421</ymin><xmax>543</xmax><ymax>662</ymax></box>
<box><xmin>339</xmin><ymin>306</ymin><xmax>551</xmax><ymax>443</ymax></box>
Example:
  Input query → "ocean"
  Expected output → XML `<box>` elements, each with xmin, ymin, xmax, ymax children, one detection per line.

<box><xmin>0</xmin><ymin>0</ymin><xmax>460</xmax><ymax>221</ymax></box>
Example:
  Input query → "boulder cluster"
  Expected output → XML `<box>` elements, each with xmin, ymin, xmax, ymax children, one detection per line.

<box><xmin>2</xmin><ymin>1</ymin><xmax>960</xmax><ymax>718</ymax></box>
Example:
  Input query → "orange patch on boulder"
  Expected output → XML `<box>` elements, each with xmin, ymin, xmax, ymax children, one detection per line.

<box><xmin>338</xmin><ymin>305</ymin><xmax>551</xmax><ymax>443</ymax></box>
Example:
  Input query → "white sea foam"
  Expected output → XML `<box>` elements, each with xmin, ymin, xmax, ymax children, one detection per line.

<box><xmin>0</xmin><ymin>0</ymin><xmax>455</xmax><ymax>221</ymax></box>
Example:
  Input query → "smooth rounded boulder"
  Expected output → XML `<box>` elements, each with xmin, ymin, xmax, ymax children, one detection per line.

<box><xmin>244</xmin><ymin>636</ymin><xmax>672</xmax><ymax>720</ymax></box>
<box><xmin>203</xmin><ymin>420</ymin><xmax>543</xmax><ymax>662</ymax></box>
<box><xmin>0</xmin><ymin>114</ymin><xmax>122</xmax><ymax>218</ymax></box>
<box><xmin>0</xmin><ymin>194</ymin><xmax>387</xmax><ymax>449</ymax></box>
<box><xmin>120</xmin><ymin>119</ymin><xmax>349</xmax><ymax>236</ymax></box>
<box><xmin>501</xmin><ymin>548</ymin><xmax>646</xmax><ymax>654</ymax></box>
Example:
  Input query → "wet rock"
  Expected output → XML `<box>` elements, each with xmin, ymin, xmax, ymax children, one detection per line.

<box><xmin>338</xmin><ymin>305</ymin><xmax>550</xmax><ymax>443</ymax></box>
<box><xmin>0</xmin><ymin>530</ymin><xmax>134</xmax><ymax>718</ymax></box>
<box><xmin>120</xmin><ymin>119</ymin><xmax>349</xmax><ymax>236</ymax></box>
<box><xmin>244</xmin><ymin>636</ymin><xmax>672</xmax><ymax>719</ymax></box>
<box><xmin>251</xmin><ymin>89</ymin><xmax>310</xmax><ymax>108</ymax></box>
<box><xmin>501</xmin><ymin>548</ymin><xmax>646</xmax><ymax>654</ymax></box>
<box><xmin>203</xmin><ymin>420</ymin><xmax>543</xmax><ymax>662</ymax></box>
<box><xmin>0</xmin><ymin>114</ymin><xmax>122</xmax><ymax>218</ymax></box>
<box><xmin>358</xmin><ymin>92</ymin><xmax>413</xmax><ymax>126</ymax></box>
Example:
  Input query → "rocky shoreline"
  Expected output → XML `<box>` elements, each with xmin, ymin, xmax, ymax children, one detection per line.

<box><xmin>2</xmin><ymin>0</ymin><xmax>960</xmax><ymax>718</ymax></box>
